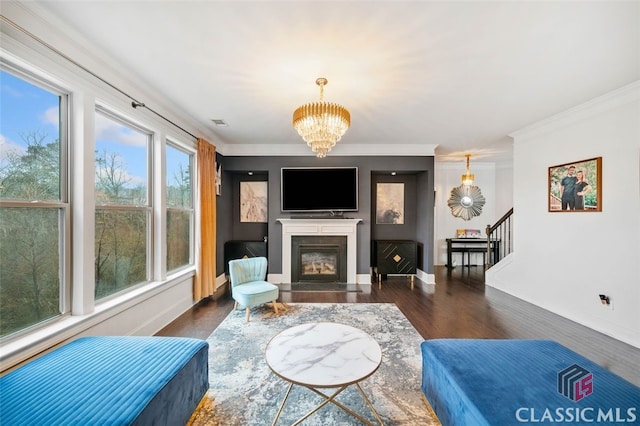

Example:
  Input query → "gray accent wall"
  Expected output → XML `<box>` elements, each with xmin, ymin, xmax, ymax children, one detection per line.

<box><xmin>216</xmin><ymin>155</ymin><xmax>435</xmax><ymax>278</ymax></box>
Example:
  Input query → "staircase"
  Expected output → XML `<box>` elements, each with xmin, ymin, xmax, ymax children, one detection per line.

<box><xmin>485</xmin><ymin>208</ymin><xmax>513</xmax><ymax>269</ymax></box>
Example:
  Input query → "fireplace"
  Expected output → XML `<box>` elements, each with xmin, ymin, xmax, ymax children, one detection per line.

<box><xmin>277</xmin><ymin>218</ymin><xmax>362</xmax><ymax>284</ymax></box>
<box><xmin>292</xmin><ymin>236</ymin><xmax>347</xmax><ymax>283</ymax></box>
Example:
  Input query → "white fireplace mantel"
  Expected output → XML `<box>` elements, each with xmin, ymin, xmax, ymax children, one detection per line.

<box><xmin>277</xmin><ymin>218</ymin><xmax>362</xmax><ymax>284</ymax></box>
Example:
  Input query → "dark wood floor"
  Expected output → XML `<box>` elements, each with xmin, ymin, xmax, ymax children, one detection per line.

<box><xmin>157</xmin><ymin>265</ymin><xmax>640</xmax><ymax>386</ymax></box>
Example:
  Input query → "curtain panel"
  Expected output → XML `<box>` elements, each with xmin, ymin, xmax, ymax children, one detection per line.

<box><xmin>195</xmin><ymin>138</ymin><xmax>217</xmax><ymax>300</ymax></box>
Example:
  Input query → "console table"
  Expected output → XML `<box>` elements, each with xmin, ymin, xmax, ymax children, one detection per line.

<box><xmin>372</xmin><ymin>240</ymin><xmax>418</xmax><ymax>288</ymax></box>
<box><xmin>446</xmin><ymin>238</ymin><xmax>499</xmax><ymax>269</ymax></box>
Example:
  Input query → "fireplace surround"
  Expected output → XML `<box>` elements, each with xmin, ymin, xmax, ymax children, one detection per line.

<box><xmin>277</xmin><ymin>218</ymin><xmax>362</xmax><ymax>284</ymax></box>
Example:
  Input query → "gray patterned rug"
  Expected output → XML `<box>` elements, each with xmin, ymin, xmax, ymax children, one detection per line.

<box><xmin>198</xmin><ymin>302</ymin><xmax>439</xmax><ymax>425</ymax></box>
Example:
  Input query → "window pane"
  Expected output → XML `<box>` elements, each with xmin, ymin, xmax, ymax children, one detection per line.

<box><xmin>166</xmin><ymin>144</ymin><xmax>192</xmax><ymax>272</ymax></box>
<box><xmin>167</xmin><ymin>209</ymin><xmax>191</xmax><ymax>270</ymax></box>
<box><xmin>0</xmin><ymin>70</ymin><xmax>61</xmax><ymax>201</ymax></box>
<box><xmin>94</xmin><ymin>112</ymin><xmax>148</xmax><ymax>205</ymax></box>
<box><xmin>0</xmin><ymin>207</ymin><xmax>61</xmax><ymax>337</ymax></box>
<box><xmin>166</xmin><ymin>145</ymin><xmax>192</xmax><ymax>207</ymax></box>
<box><xmin>95</xmin><ymin>208</ymin><xmax>148</xmax><ymax>299</ymax></box>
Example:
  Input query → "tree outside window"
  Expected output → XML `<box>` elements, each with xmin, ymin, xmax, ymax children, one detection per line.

<box><xmin>94</xmin><ymin>110</ymin><xmax>150</xmax><ymax>299</ymax></box>
<box><xmin>0</xmin><ymin>69</ymin><xmax>65</xmax><ymax>337</ymax></box>
<box><xmin>166</xmin><ymin>143</ymin><xmax>193</xmax><ymax>272</ymax></box>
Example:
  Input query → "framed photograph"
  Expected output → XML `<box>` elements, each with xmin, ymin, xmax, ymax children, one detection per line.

<box><xmin>240</xmin><ymin>181</ymin><xmax>268</xmax><ymax>222</ymax></box>
<box><xmin>548</xmin><ymin>157</ymin><xmax>601</xmax><ymax>212</ymax></box>
<box><xmin>376</xmin><ymin>183</ymin><xmax>404</xmax><ymax>224</ymax></box>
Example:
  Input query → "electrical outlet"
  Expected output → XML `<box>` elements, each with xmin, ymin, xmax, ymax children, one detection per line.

<box><xmin>599</xmin><ymin>298</ymin><xmax>613</xmax><ymax>310</ymax></box>
<box><xmin>599</xmin><ymin>294</ymin><xmax>612</xmax><ymax>309</ymax></box>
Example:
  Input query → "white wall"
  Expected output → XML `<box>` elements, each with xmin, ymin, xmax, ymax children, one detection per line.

<box><xmin>434</xmin><ymin>161</ymin><xmax>513</xmax><ymax>266</ymax></box>
<box><xmin>487</xmin><ymin>82</ymin><xmax>640</xmax><ymax>348</ymax></box>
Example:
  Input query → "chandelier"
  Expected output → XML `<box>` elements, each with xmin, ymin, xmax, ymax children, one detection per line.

<box><xmin>461</xmin><ymin>154</ymin><xmax>475</xmax><ymax>186</ymax></box>
<box><xmin>292</xmin><ymin>78</ymin><xmax>351</xmax><ymax>158</ymax></box>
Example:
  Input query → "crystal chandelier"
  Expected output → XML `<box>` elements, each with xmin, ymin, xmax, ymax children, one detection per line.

<box><xmin>292</xmin><ymin>78</ymin><xmax>351</xmax><ymax>158</ymax></box>
<box><xmin>461</xmin><ymin>154</ymin><xmax>475</xmax><ymax>186</ymax></box>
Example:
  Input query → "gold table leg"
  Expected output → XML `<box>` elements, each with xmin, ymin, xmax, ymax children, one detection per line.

<box><xmin>272</xmin><ymin>382</ymin><xmax>293</xmax><ymax>426</ymax></box>
<box><xmin>273</xmin><ymin>381</ymin><xmax>384</xmax><ymax>426</ymax></box>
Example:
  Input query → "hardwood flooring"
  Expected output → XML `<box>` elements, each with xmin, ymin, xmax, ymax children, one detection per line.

<box><xmin>156</xmin><ymin>265</ymin><xmax>640</xmax><ymax>386</ymax></box>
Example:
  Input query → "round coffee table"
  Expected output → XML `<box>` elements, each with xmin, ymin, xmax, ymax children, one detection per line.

<box><xmin>265</xmin><ymin>322</ymin><xmax>383</xmax><ymax>425</ymax></box>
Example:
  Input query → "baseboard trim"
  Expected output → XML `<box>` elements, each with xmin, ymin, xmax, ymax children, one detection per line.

<box><xmin>215</xmin><ymin>274</ymin><xmax>227</xmax><ymax>291</ymax></box>
<box><xmin>417</xmin><ymin>269</ymin><xmax>435</xmax><ymax>285</ymax></box>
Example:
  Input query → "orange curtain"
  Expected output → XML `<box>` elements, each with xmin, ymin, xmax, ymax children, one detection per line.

<box><xmin>194</xmin><ymin>138</ymin><xmax>217</xmax><ymax>300</ymax></box>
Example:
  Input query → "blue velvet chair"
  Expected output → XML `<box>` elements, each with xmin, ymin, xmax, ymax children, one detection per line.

<box><xmin>228</xmin><ymin>257</ymin><xmax>279</xmax><ymax>322</ymax></box>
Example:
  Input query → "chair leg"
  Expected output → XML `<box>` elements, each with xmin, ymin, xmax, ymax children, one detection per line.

<box><xmin>234</xmin><ymin>301</ymin><xmax>238</xmax><ymax>310</ymax></box>
<box><xmin>245</xmin><ymin>307</ymin><xmax>250</xmax><ymax>322</ymax></box>
<box><xmin>272</xmin><ymin>300</ymin><xmax>279</xmax><ymax>314</ymax></box>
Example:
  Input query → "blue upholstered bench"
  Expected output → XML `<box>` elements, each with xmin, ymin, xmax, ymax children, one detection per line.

<box><xmin>421</xmin><ymin>339</ymin><xmax>640</xmax><ymax>426</ymax></box>
<box><xmin>0</xmin><ymin>336</ymin><xmax>209</xmax><ymax>425</ymax></box>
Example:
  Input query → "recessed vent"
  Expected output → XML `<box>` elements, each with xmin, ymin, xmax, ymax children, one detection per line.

<box><xmin>211</xmin><ymin>119</ymin><xmax>228</xmax><ymax>127</ymax></box>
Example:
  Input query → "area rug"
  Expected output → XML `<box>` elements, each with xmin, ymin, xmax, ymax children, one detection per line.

<box><xmin>191</xmin><ymin>303</ymin><xmax>439</xmax><ymax>425</ymax></box>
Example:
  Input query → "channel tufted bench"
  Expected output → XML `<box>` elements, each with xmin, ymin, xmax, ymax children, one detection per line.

<box><xmin>421</xmin><ymin>339</ymin><xmax>640</xmax><ymax>426</ymax></box>
<box><xmin>0</xmin><ymin>336</ymin><xmax>209</xmax><ymax>425</ymax></box>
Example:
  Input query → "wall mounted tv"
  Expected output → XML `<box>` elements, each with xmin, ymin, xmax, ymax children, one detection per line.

<box><xmin>281</xmin><ymin>167</ymin><xmax>359</xmax><ymax>212</ymax></box>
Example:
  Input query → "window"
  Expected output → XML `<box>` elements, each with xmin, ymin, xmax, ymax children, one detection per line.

<box><xmin>0</xmin><ymin>68</ymin><xmax>68</xmax><ymax>337</ymax></box>
<box><xmin>166</xmin><ymin>143</ymin><xmax>194</xmax><ymax>271</ymax></box>
<box><xmin>94</xmin><ymin>109</ymin><xmax>150</xmax><ymax>299</ymax></box>
<box><xmin>0</xmin><ymin>52</ymin><xmax>197</xmax><ymax>345</ymax></box>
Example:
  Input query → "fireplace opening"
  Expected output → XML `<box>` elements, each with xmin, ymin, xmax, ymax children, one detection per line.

<box><xmin>292</xmin><ymin>236</ymin><xmax>347</xmax><ymax>283</ymax></box>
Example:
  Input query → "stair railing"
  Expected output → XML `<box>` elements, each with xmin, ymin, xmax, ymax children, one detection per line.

<box><xmin>485</xmin><ymin>208</ymin><xmax>513</xmax><ymax>268</ymax></box>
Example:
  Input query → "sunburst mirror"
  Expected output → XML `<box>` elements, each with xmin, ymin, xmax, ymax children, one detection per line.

<box><xmin>447</xmin><ymin>185</ymin><xmax>486</xmax><ymax>221</ymax></box>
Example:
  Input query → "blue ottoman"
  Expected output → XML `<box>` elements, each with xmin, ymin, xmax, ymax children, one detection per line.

<box><xmin>0</xmin><ymin>336</ymin><xmax>209</xmax><ymax>425</ymax></box>
<box><xmin>421</xmin><ymin>339</ymin><xmax>640</xmax><ymax>425</ymax></box>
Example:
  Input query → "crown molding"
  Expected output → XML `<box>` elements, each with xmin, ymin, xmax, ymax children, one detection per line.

<box><xmin>510</xmin><ymin>80</ymin><xmax>640</xmax><ymax>141</ymax></box>
<box><xmin>217</xmin><ymin>143</ymin><xmax>437</xmax><ymax>157</ymax></box>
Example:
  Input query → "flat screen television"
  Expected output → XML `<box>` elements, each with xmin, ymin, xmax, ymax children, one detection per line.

<box><xmin>281</xmin><ymin>167</ymin><xmax>358</xmax><ymax>212</ymax></box>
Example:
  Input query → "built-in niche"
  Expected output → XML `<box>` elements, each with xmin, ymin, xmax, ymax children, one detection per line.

<box><xmin>230</xmin><ymin>172</ymin><xmax>269</xmax><ymax>241</ymax></box>
<box><xmin>371</xmin><ymin>172</ymin><xmax>418</xmax><ymax>240</ymax></box>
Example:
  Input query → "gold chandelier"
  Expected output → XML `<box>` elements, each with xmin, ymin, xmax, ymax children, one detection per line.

<box><xmin>292</xmin><ymin>78</ymin><xmax>351</xmax><ymax>158</ymax></box>
<box><xmin>447</xmin><ymin>153</ymin><xmax>485</xmax><ymax>220</ymax></box>
<box><xmin>461</xmin><ymin>154</ymin><xmax>475</xmax><ymax>186</ymax></box>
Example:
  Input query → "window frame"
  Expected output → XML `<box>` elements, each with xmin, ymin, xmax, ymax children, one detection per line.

<box><xmin>93</xmin><ymin>106</ymin><xmax>154</xmax><ymax>302</ymax></box>
<box><xmin>165</xmin><ymin>140</ymin><xmax>195</xmax><ymax>273</ymax></box>
<box><xmin>0</xmin><ymin>62</ymin><xmax>72</xmax><ymax>338</ymax></box>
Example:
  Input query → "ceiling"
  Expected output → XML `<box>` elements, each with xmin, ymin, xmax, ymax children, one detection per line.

<box><xmin>28</xmin><ymin>1</ymin><xmax>640</xmax><ymax>163</ymax></box>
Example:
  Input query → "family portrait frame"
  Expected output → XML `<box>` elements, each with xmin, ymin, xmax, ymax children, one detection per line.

<box><xmin>548</xmin><ymin>157</ymin><xmax>602</xmax><ymax>212</ymax></box>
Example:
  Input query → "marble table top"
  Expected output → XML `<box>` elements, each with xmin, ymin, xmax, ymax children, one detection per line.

<box><xmin>265</xmin><ymin>322</ymin><xmax>382</xmax><ymax>388</ymax></box>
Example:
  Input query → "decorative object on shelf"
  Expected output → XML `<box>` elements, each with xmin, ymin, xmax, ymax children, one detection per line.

<box><xmin>292</xmin><ymin>77</ymin><xmax>351</xmax><ymax>158</ymax></box>
<box><xmin>376</xmin><ymin>183</ymin><xmax>404</xmax><ymax>224</ymax></box>
<box><xmin>548</xmin><ymin>157</ymin><xmax>602</xmax><ymax>212</ymax></box>
<box><xmin>215</xmin><ymin>161</ymin><xmax>222</xmax><ymax>196</ymax></box>
<box><xmin>457</xmin><ymin>229</ymin><xmax>481</xmax><ymax>238</ymax></box>
<box><xmin>240</xmin><ymin>181</ymin><xmax>268</xmax><ymax>223</ymax></box>
<box><xmin>448</xmin><ymin>154</ymin><xmax>486</xmax><ymax>220</ymax></box>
